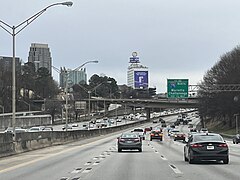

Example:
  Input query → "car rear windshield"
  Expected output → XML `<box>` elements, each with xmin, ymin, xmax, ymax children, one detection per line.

<box><xmin>121</xmin><ymin>133</ymin><xmax>138</xmax><ymax>138</ymax></box>
<box><xmin>133</xmin><ymin>129</ymin><xmax>143</xmax><ymax>132</ymax></box>
<box><xmin>193</xmin><ymin>134</ymin><xmax>223</xmax><ymax>142</ymax></box>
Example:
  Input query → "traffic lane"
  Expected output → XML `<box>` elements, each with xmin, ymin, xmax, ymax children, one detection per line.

<box><xmin>0</xmin><ymin>132</ymin><xmax>121</xmax><ymax>180</ymax></box>
<box><xmin>0</xmin><ymin>122</ymin><xmax>154</xmax><ymax>180</ymax></box>
<box><xmin>82</xmin><ymin>140</ymin><xmax>186</xmax><ymax>180</ymax></box>
<box><xmin>150</xmin><ymin>133</ymin><xmax>240</xmax><ymax>180</ymax></box>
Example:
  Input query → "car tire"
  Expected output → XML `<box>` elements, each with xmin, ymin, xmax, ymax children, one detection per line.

<box><xmin>139</xmin><ymin>148</ymin><xmax>142</xmax><ymax>152</ymax></box>
<box><xmin>236</xmin><ymin>142</ymin><xmax>238</xmax><ymax>144</ymax></box>
<box><xmin>223</xmin><ymin>157</ymin><xmax>229</xmax><ymax>164</ymax></box>
<box><xmin>118</xmin><ymin>148</ymin><xmax>122</xmax><ymax>152</ymax></box>
<box><xmin>150</xmin><ymin>138</ymin><xmax>152</xmax><ymax>141</ymax></box>
<box><xmin>188</xmin><ymin>152</ymin><xmax>194</xmax><ymax>164</ymax></box>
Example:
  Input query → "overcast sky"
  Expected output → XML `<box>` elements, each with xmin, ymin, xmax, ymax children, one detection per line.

<box><xmin>1</xmin><ymin>0</ymin><xmax>240</xmax><ymax>93</ymax></box>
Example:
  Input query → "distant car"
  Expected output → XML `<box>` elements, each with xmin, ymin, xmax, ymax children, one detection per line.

<box><xmin>62</xmin><ymin>124</ymin><xmax>72</xmax><ymax>130</ymax></box>
<box><xmin>172</xmin><ymin>132</ymin><xmax>186</xmax><ymax>141</ymax></box>
<box><xmin>42</xmin><ymin>126</ymin><xmax>53</xmax><ymax>131</ymax></box>
<box><xmin>28</xmin><ymin>126</ymin><xmax>45</xmax><ymax>132</ymax></box>
<box><xmin>144</xmin><ymin>127</ymin><xmax>152</xmax><ymax>134</ymax></box>
<box><xmin>233</xmin><ymin>134</ymin><xmax>240</xmax><ymax>144</ymax></box>
<box><xmin>168</xmin><ymin>129</ymin><xmax>180</xmax><ymax>137</ymax></box>
<box><xmin>116</xmin><ymin>118</ymin><xmax>122</xmax><ymax>122</ymax></box>
<box><xmin>159</xmin><ymin>118</ymin><xmax>165</xmax><ymax>123</ymax></box>
<box><xmin>161</xmin><ymin>123</ymin><xmax>167</xmax><ymax>128</ymax></box>
<box><xmin>117</xmin><ymin>132</ymin><xmax>142</xmax><ymax>152</ymax></box>
<box><xmin>150</xmin><ymin>129</ymin><xmax>163</xmax><ymax>141</ymax></box>
<box><xmin>4</xmin><ymin>127</ymin><xmax>27</xmax><ymax>133</ymax></box>
<box><xmin>132</xmin><ymin>128</ymin><xmax>145</xmax><ymax>140</ymax></box>
<box><xmin>72</xmin><ymin>123</ymin><xmax>79</xmax><ymax>127</ymax></box>
<box><xmin>152</xmin><ymin>119</ymin><xmax>158</xmax><ymax>123</ymax></box>
<box><xmin>184</xmin><ymin>133</ymin><xmax>229</xmax><ymax>164</ymax></box>
<box><xmin>200</xmin><ymin>128</ymin><xmax>208</xmax><ymax>133</ymax></box>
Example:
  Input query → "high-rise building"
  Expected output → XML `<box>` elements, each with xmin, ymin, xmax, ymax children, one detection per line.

<box><xmin>28</xmin><ymin>43</ymin><xmax>52</xmax><ymax>75</ymax></box>
<box><xmin>59</xmin><ymin>67</ymin><xmax>87</xmax><ymax>88</ymax></box>
<box><xmin>127</xmin><ymin>52</ymin><xmax>149</xmax><ymax>89</ymax></box>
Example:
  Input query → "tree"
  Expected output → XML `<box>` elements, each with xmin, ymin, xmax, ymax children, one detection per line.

<box><xmin>198</xmin><ymin>46</ymin><xmax>240</xmax><ymax>128</ymax></box>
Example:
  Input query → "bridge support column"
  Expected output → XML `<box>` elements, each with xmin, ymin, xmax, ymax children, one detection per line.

<box><xmin>146</xmin><ymin>108</ymin><xmax>151</xmax><ymax>121</ymax></box>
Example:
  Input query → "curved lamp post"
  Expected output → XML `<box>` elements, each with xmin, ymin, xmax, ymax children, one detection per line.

<box><xmin>0</xmin><ymin>1</ymin><xmax>73</xmax><ymax>137</ymax></box>
<box><xmin>52</xmin><ymin>60</ymin><xmax>98</xmax><ymax>131</ymax></box>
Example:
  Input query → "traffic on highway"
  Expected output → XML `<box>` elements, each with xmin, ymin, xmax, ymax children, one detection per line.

<box><xmin>0</xmin><ymin>110</ymin><xmax>239</xmax><ymax>180</ymax></box>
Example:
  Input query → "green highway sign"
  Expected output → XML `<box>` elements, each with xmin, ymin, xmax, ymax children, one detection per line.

<box><xmin>167</xmin><ymin>79</ymin><xmax>189</xmax><ymax>98</ymax></box>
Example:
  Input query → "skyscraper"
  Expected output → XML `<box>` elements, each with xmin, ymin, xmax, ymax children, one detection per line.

<box><xmin>59</xmin><ymin>67</ymin><xmax>87</xmax><ymax>88</ymax></box>
<box><xmin>127</xmin><ymin>52</ymin><xmax>149</xmax><ymax>89</ymax></box>
<box><xmin>28</xmin><ymin>43</ymin><xmax>52</xmax><ymax>75</ymax></box>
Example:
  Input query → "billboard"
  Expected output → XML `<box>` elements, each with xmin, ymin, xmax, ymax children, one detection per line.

<box><xmin>134</xmin><ymin>71</ymin><xmax>148</xmax><ymax>89</ymax></box>
<box><xmin>167</xmin><ymin>79</ymin><xmax>188</xmax><ymax>98</ymax></box>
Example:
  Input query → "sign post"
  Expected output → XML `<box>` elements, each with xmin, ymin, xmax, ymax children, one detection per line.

<box><xmin>167</xmin><ymin>79</ymin><xmax>189</xmax><ymax>99</ymax></box>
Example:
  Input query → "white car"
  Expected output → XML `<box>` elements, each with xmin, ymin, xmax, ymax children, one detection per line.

<box><xmin>132</xmin><ymin>128</ymin><xmax>145</xmax><ymax>140</ymax></box>
<box><xmin>72</xmin><ymin>123</ymin><xmax>79</xmax><ymax>127</ymax></box>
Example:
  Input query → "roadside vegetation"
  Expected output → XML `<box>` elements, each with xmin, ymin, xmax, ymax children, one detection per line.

<box><xmin>198</xmin><ymin>46</ymin><xmax>240</xmax><ymax>134</ymax></box>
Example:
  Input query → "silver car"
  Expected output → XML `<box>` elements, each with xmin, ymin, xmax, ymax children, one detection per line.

<box><xmin>117</xmin><ymin>132</ymin><xmax>142</xmax><ymax>152</ymax></box>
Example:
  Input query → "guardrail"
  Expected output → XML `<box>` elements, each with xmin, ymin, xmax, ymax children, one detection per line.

<box><xmin>0</xmin><ymin>119</ymin><xmax>149</xmax><ymax>158</ymax></box>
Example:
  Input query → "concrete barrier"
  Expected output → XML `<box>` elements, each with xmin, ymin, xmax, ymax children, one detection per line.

<box><xmin>0</xmin><ymin>119</ymin><xmax>149</xmax><ymax>158</ymax></box>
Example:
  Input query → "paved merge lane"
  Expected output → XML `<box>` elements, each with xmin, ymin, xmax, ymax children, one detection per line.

<box><xmin>1</xmin><ymin>116</ymin><xmax>240</xmax><ymax>180</ymax></box>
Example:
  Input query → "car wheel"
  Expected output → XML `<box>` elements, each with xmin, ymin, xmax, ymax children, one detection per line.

<box><xmin>188</xmin><ymin>151</ymin><xmax>195</xmax><ymax>164</ymax></box>
<box><xmin>150</xmin><ymin>138</ymin><xmax>152</xmax><ymax>141</ymax></box>
<box><xmin>160</xmin><ymin>138</ymin><xmax>162</xmax><ymax>141</ymax></box>
<box><xmin>236</xmin><ymin>142</ymin><xmax>238</xmax><ymax>144</ymax></box>
<box><xmin>223</xmin><ymin>157</ymin><xmax>229</xmax><ymax>164</ymax></box>
<box><xmin>139</xmin><ymin>148</ymin><xmax>142</xmax><ymax>152</ymax></box>
<box><xmin>118</xmin><ymin>148</ymin><xmax>122</xmax><ymax>152</ymax></box>
<box><xmin>233</xmin><ymin>140</ymin><xmax>235</xmax><ymax>144</ymax></box>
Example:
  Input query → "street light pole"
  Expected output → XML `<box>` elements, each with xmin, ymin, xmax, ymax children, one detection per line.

<box><xmin>88</xmin><ymin>91</ymin><xmax>91</xmax><ymax>121</ymax></box>
<box><xmin>0</xmin><ymin>1</ymin><xmax>73</xmax><ymax>138</ymax></box>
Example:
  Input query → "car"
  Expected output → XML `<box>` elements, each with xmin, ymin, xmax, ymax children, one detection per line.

<box><xmin>132</xmin><ymin>128</ymin><xmax>145</xmax><ymax>140</ymax></box>
<box><xmin>28</xmin><ymin>126</ymin><xmax>45</xmax><ymax>132</ymax></box>
<box><xmin>90</xmin><ymin>118</ymin><xmax>96</xmax><ymax>124</ymax></box>
<box><xmin>233</xmin><ymin>134</ymin><xmax>240</xmax><ymax>144</ymax></box>
<box><xmin>117</xmin><ymin>132</ymin><xmax>142</xmax><ymax>152</ymax></box>
<box><xmin>71</xmin><ymin>123</ymin><xmax>79</xmax><ymax>127</ymax></box>
<box><xmin>144</xmin><ymin>127</ymin><xmax>152</xmax><ymax>134</ymax></box>
<box><xmin>42</xmin><ymin>126</ymin><xmax>53</xmax><ymax>131</ymax></box>
<box><xmin>168</xmin><ymin>129</ymin><xmax>180</xmax><ymax>137</ymax></box>
<box><xmin>150</xmin><ymin>129</ymin><xmax>163</xmax><ymax>141</ymax></box>
<box><xmin>116</xmin><ymin>118</ymin><xmax>122</xmax><ymax>122</ymax></box>
<box><xmin>200</xmin><ymin>128</ymin><xmax>208</xmax><ymax>133</ymax></box>
<box><xmin>188</xmin><ymin>124</ymin><xmax>193</xmax><ymax>128</ymax></box>
<box><xmin>184</xmin><ymin>133</ymin><xmax>229</xmax><ymax>164</ymax></box>
<box><xmin>4</xmin><ymin>127</ymin><xmax>27</xmax><ymax>133</ymax></box>
<box><xmin>161</xmin><ymin>123</ymin><xmax>167</xmax><ymax>128</ymax></box>
<box><xmin>62</xmin><ymin>124</ymin><xmax>72</xmax><ymax>130</ymax></box>
<box><xmin>152</xmin><ymin>119</ymin><xmax>158</xmax><ymax>123</ymax></box>
<box><xmin>172</xmin><ymin>132</ymin><xmax>186</xmax><ymax>141</ymax></box>
<box><xmin>159</xmin><ymin>118</ymin><xmax>165</xmax><ymax>123</ymax></box>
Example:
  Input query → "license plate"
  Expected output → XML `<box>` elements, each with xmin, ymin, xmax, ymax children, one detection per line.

<box><xmin>155</xmin><ymin>134</ymin><xmax>158</xmax><ymax>136</ymax></box>
<box><xmin>207</xmin><ymin>146</ymin><xmax>214</xmax><ymax>150</ymax></box>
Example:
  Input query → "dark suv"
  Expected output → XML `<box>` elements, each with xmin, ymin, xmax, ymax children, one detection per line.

<box><xmin>233</xmin><ymin>134</ymin><xmax>240</xmax><ymax>144</ymax></box>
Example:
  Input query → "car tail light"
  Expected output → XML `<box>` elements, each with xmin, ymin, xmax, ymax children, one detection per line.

<box><xmin>151</xmin><ymin>133</ymin><xmax>154</xmax><ymax>136</ymax></box>
<box><xmin>119</xmin><ymin>138</ymin><xmax>125</xmax><ymax>142</ymax></box>
<box><xmin>191</xmin><ymin>144</ymin><xmax>203</xmax><ymax>148</ymax></box>
<box><xmin>134</xmin><ymin>138</ymin><xmax>140</xmax><ymax>142</ymax></box>
<box><xmin>218</xmin><ymin>143</ymin><xmax>228</xmax><ymax>148</ymax></box>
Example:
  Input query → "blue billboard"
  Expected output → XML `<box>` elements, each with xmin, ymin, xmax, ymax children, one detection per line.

<box><xmin>134</xmin><ymin>71</ymin><xmax>148</xmax><ymax>89</ymax></box>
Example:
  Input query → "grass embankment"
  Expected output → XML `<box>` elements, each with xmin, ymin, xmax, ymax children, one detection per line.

<box><xmin>206</xmin><ymin>120</ymin><xmax>236</xmax><ymax>136</ymax></box>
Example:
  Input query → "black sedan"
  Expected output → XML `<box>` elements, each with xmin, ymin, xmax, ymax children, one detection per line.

<box><xmin>117</xmin><ymin>132</ymin><xmax>142</xmax><ymax>152</ymax></box>
<box><xmin>184</xmin><ymin>133</ymin><xmax>229</xmax><ymax>164</ymax></box>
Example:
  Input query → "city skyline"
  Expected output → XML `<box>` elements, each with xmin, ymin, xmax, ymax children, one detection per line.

<box><xmin>1</xmin><ymin>0</ymin><xmax>240</xmax><ymax>92</ymax></box>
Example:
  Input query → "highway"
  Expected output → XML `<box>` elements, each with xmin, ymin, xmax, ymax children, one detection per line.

<box><xmin>0</xmin><ymin>115</ymin><xmax>239</xmax><ymax>180</ymax></box>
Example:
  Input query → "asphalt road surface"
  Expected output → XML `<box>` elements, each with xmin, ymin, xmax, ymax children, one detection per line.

<box><xmin>0</xmin><ymin>115</ymin><xmax>239</xmax><ymax>180</ymax></box>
